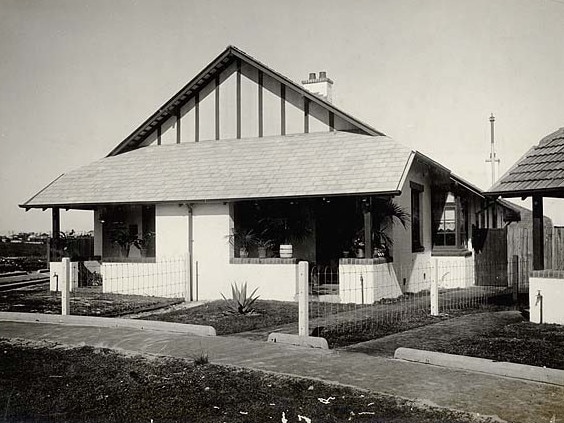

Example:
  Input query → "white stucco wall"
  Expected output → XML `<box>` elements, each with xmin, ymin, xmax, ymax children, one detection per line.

<box><xmin>191</xmin><ymin>202</ymin><xmax>299</xmax><ymax>301</ymax></box>
<box><xmin>156</xmin><ymin>204</ymin><xmax>189</xmax><ymax>258</ymax></box>
<box><xmin>392</xmin><ymin>162</ymin><xmax>433</xmax><ymax>293</ymax></box>
<box><xmin>434</xmin><ymin>255</ymin><xmax>475</xmax><ymax>289</ymax></box>
<box><xmin>529</xmin><ymin>276</ymin><xmax>564</xmax><ymax>325</ymax></box>
<box><xmin>227</xmin><ymin>263</ymin><xmax>299</xmax><ymax>301</ymax></box>
<box><xmin>339</xmin><ymin>262</ymin><xmax>403</xmax><ymax>304</ymax></box>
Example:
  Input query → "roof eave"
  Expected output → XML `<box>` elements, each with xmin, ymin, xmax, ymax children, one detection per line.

<box><xmin>20</xmin><ymin>189</ymin><xmax>403</xmax><ymax>210</ymax></box>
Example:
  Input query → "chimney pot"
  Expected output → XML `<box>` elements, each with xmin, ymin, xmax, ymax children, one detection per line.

<box><xmin>319</xmin><ymin>71</ymin><xmax>327</xmax><ymax>79</ymax></box>
<box><xmin>309</xmin><ymin>72</ymin><xmax>316</xmax><ymax>80</ymax></box>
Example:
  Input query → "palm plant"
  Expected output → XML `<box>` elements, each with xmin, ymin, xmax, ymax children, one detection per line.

<box><xmin>372</xmin><ymin>198</ymin><xmax>410</xmax><ymax>254</ymax></box>
<box><xmin>226</xmin><ymin>228</ymin><xmax>258</xmax><ymax>258</ymax></box>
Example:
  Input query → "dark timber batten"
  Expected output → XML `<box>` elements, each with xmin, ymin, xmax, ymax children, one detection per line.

<box><xmin>236</xmin><ymin>59</ymin><xmax>241</xmax><ymax>139</ymax></box>
<box><xmin>258</xmin><ymin>70</ymin><xmax>264</xmax><ymax>138</ymax></box>
<box><xmin>215</xmin><ymin>75</ymin><xmax>220</xmax><ymax>140</ymax></box>
<box><xmin>107</xmin><ymin>45</ymin><xmax>385</xmax><ymax>156</ymax></box>
<box><xmin>280</xmin><ymin>84</ymin><xmax>286</xmax><ymax>136</ymax></box>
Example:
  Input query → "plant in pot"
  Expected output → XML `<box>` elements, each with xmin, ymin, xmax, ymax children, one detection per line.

<box><xmin>259</xmin><ymin>217</ymin><xmax>311</xmax><ymax>259</ymax></box>
<box><xmin>255</xmin><ymin>237</ymin><xmax>274</xmax><ymax>259</ymax></box>
<box><xmin>133</xmin><ymin>231</ymin><xmax>155</xmax><ymax>257</ymax></box>
<box><xmin>226</xmin><ymin>228</ymin><xmax>258</xmax><ymax>258</ymax></box>
<box><xmin>109</xmin><ymin>225</ymin><xmax>137</xmax><ymax>258</ymax></box>
<box><xmin>373</xmin><ymin>198</ymin><xmax>410</xmax><ymax>258</ymax></box>
<box><xmin>353</xmin><ymin>198</ymin><xmax>410</xmax><ymax>259</ymax></box>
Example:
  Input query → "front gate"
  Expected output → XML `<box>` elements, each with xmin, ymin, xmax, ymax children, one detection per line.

<box><xmin>474</xmin><ymin>227</ymin><xmax>508</xmax><ymax>286</ymax></box>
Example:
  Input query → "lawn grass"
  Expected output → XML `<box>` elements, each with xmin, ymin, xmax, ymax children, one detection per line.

<box><xmin>433</xmin><ymin>321</ymin><xmax>564</xmax><ymax>370</ymax></box>
<box><xmin>0</xmin><ymin>338</ymin><xmax>498</xmax><ymax>423</ymax></box>
<box><xmin>139</xmin><ymin>299</ymin><xmax>364</xmax><ymax>335</ymax></box>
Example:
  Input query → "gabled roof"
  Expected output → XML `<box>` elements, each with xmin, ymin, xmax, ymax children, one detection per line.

<box><xmin>22</xmin><ymin>132</ymin><xmax>412</xmax><ymax>209</ymax></box>
<box><xmin>108</xmin><ymin>45</ymin><xmax>385</xmax><ymax>157</ymax></box>
<box><xmin>488</xmin><ymin>127</ymin><xmax>564</xmax><ymax>198</ymax></box>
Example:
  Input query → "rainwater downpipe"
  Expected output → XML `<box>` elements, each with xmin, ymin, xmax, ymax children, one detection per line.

<box><xmin>187</xmin><ymin>204</ymin><xmax>195</xmax><ymax>302</ymax></box>
<box><xmin>535</xmin><ymin>290</ymin><xmax>543</xmax><ymax>324</ymax></box>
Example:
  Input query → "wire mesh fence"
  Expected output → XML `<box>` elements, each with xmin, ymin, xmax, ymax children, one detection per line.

<box><xmin>307</xmin><ymin>255</ymin><xmax>529</xmax><ymax>346</ymax></box>
<box><xmin>67</xmin><ymin>256</ymin><xmax>187</xmax><ymax>315</ymax></box>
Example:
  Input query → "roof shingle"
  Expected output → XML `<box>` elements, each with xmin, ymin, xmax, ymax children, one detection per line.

<box><xmin>22</xmin><ymin>132</ymin><xmax>414</xmax><ymax>208</ymax></box>
<box><xmin>488</xmin><ymin>128</ymin><xmax>564</xmax><ymax>197</ymax></box>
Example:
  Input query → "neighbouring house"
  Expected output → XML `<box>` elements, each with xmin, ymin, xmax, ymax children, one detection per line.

<box><xmin>21</xmin><ymin>45</ymin><xmax>516</xmax><ymax>302</ymax></box>
<box><xmin>488</xmin><ymin>127</ymin><xmax>564</xmax><ymax>324</ymax></box>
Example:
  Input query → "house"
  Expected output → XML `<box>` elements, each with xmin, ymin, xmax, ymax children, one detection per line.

<box><xmin>487</xmin><ymin>127</ymin><xmax>564</xmax><ymax>324</ymax></box>
<box><xmin>21</xmin><ymin>46</ymin><xmax>514</xmax><ymax>302</ymax></box>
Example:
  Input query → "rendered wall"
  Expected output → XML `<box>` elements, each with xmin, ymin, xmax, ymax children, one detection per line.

<box><xmin>434</xmin><ymin>255</ymin><xmax>475</xmax><ymax>289</ymax></box>
<box><xmin>392</xmin><ymin>162</ymin><xmax>433</xmax><ymax>293</ymax></box>
<box><xmin>191</xmin><ymin>202</ymin><xmax>299</xmax><ymax>301</ymax></box>
<box><xmin>529</xmin><ymin>276</ymin><xmax>564</xmax><ymax>325</ymax></box>
<box><xmin>339</xmin><ymin>261</ymin><xmax>403</xmax><ymax>304</ymax></box>
<box><xmin>155</xmin><ymin>204</ymin><xmax>189</xmax><ymax>258</ymax></box>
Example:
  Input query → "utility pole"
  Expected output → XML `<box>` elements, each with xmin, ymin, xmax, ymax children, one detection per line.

<box><xmin>485</xmin><ymin>113</ymin><xmax>500</xmax><ymax>185</ymax></box>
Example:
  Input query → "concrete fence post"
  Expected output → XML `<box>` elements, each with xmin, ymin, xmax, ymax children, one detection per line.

<box><xmin>431</xmin><ymin>258</ymin><xmax>439</xmax><ymax>316</ymax></box>
<box><xmin>298</xmin><ymin>261</ymin><xmax>309</xmax><ymax>337</ymax></box>
<box><xmin>61</xmin><ymin>257</ymin><xmax>70</xmax><ymax>316</ymax></box>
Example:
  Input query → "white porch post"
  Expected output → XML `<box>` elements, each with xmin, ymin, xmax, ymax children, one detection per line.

<box><xmin>61</xmin><ymin>257</ymin><xmax>70</xmax><ymax>315</ymax></box>
<box><xmin>298</xmin><ymin>261</ymin><xmax>309</xmax><ymax>336</ymax></box>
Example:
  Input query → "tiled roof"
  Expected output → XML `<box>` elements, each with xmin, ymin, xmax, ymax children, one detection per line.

<box><xmin>488</xmin><ymin>128</ymin><xmax>564</xmax><ymax>197</ymax></box>
<box><xmin>22</xmin><ymin>132</ymin><xmax>414</xmax><ymax>208</ymax></box>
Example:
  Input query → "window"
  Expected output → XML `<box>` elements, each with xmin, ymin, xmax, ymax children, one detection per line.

<box><xmin>411</xmin><ymin>182</ymin><xmax>424</xmax><ymax>252</ymax></box>
<box><xmin>433</xmin><ymin>193</ymin><xmax>467</xmax><ymax>249</ymax></box>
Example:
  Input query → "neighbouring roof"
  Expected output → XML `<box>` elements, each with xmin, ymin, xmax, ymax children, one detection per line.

<box><xmin>108</xmin><ymin>45</ymin><xmax>385</xmax><ymax>157</ymax></box>
<box><xmin>21</xmin><ymin>132</ymin><xmax>415</xmax><ymax>209</ymax></box>
<box><xmin>488</xmin><ymin>127</ymin><xmax>564</xmax><ymax>198</ymax></box>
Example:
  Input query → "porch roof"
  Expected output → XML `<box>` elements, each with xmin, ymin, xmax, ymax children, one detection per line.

<box><xmin>488</xmin><ymin>127</ymin><xmax>564</xmax><ymax>198</ymax></box>
<box><xmin>21</xmin><ymin>132</ymin><xmax>414</xmax><ymax>209</ymax></box>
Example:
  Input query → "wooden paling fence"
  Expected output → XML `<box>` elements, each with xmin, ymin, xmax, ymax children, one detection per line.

<box><xmin>507</xmin><ymin>225</ymin><xmax>564</xmax><ymax>271</ymax></box>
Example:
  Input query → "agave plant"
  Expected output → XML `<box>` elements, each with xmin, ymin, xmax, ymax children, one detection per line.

<box><xmin>221</xmin><ymin>282</ymin><xmax>260</xmax><ymax>315</ymax></box>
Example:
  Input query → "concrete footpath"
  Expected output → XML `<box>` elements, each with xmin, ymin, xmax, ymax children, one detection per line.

<box><xmin>0</xmin><ymin>319</ymin><xmax>563</xmax><ymax>423</ymax></box>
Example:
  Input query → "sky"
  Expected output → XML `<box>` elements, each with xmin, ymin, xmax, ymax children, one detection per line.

<box><xmin>1</xmin><ymin>0</ymin><xmax>564</xmax><ymax>234</ymax></box>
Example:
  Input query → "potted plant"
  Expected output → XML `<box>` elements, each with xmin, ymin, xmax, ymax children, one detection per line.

<box><xmin>373</xmin><ymin>198</ymin><xmax>410</xmax><ymax>257</ymax></box>
<box><xmin>133</xmin><ymin>231</ymin><xmax>155</xmax><ymax>257</ymax></box>
<box><xmin>109</xmin><ymin>225</ymin><xmax>137</xmax><ymax>258</ymax></box>
<box><xmin>352</xmin><ymin>198</ymin><xmax>410</xmax><ymax>259</ymax></box>
<box><xmin>353</xmin><ymin>234</ymin><xmax>365</xmax><ymax>258</ymax></box>
<box><xmin>259</xmin><ymin>217</ymin><xmax>311</xmax><ymax>259</ymax></box>
<box><xmin>255</xmin><ymin>237</ymin><xmax>274</xmax><ymax>258</ymax></box>
<box><xmin>226</xmin><ymin>228</ymin><xmax>258</xmax><ymax>258</ymax></box>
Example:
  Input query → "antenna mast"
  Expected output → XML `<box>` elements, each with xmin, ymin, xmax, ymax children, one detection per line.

<box><xmin>485</xmin><ymin>113</ymin><xmax>500</xmax><ymax>185</ymax></box>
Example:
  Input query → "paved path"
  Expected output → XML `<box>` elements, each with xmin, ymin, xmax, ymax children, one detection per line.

<box><xmin>1</xmin><ymin>319</ymin><xmax>563</xmax><ymax>422</ymax></box>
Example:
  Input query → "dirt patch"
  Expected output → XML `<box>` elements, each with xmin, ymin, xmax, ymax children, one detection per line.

<box><xmin>0</xmin><ymin>338</ymin><xmax>499</xmax><ymax>423</ymax></box>
<box><xmin>0</xmin><ymin>284</ymin><xmax>181</xmax><ymax>316</ymax></box>
<box><xmin>345</xmin><ymin>310</ymin><xmax>564</xmax><ymax>370</ymax></box>
<box><xmin>433</xmin><ymin>321</ymin><xmax>564</xmax><ymax>370</ymax></box>
<box><xmin>139</xmin><ymin>299</ymin><xmax>368</xmax><ymax>335</ymax></box>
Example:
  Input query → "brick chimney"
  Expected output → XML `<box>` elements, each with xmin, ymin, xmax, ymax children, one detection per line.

<box><xmin>302</xmin><ymin>71</ymin><xmax>333</xmax><ymax>103</ymax></box>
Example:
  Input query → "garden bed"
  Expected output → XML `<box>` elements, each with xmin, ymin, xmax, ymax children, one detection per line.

<box><xmin>0</xmin><ymin>338</ymin><xmax>498</xmax><ymax>423</ymax></box>
<box><xmin>139</xmin><ymin>299</ymin><xmax>366</xmax><ymax>335</ymax></box>
<box><xmin>433</xmin><ymin>321</ymin><xmax>564</xmax><ymax>370</ymax></box>
<box><xmin>0</xmin><ymin>284</ymin><xmax>181</xmax><ymax>316</ymax></box>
